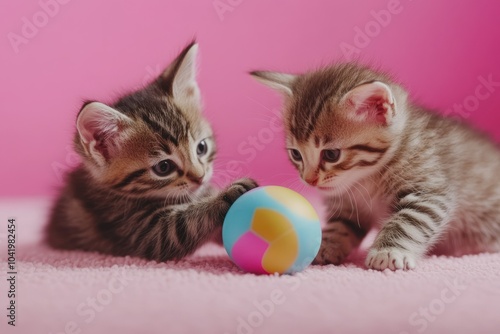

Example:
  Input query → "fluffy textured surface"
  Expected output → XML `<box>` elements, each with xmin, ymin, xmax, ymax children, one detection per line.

<box><xmin>1</xmin><ymin>198</ymin><xmax>499</xmax><ymax>334</ymax></box>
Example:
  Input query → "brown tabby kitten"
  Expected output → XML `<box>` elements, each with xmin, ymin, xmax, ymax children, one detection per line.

<box><xmin>251</xmin><ymin>63</ymin><xmax>500</xmax><ymax>270</ymax></box>
<box><xmin>47</xmin><ymin>42</ymin><xmax>257</xmax><ymax>261</ymax></box>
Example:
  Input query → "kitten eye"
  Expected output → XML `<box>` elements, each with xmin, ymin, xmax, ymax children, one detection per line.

<box><xmin>152</xmin><ymin>160</ymin><xmax>176</xmax><ymax>176</ymax></box>
<box><xmin>197</xmin><ymin>140</ymin><xmax>208</xmax><ymax>157</ymax></box>
<box><xmin>289</xmin><ymin>149</ymin><xmax>302</xmax><ymax>162</ymax></box>
<box><xmin>322</xmin><ymin>149</ymin><xmax>341</xmax><ymax>163</ymax></box>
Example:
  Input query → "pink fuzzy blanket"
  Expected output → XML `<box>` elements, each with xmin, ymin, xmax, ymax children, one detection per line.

<box><xmin>1</xmin><ymin>198</ymin><xmax>499</xmax><ymax>334</ymax></box>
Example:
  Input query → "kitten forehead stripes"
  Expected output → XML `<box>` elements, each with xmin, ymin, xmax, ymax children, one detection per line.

<box><xmin>290</xmin><ymin>80</ymin><xmax>337</xmax><ymax>141</ymax></box>
<box><xmin>114</xmin><ymin>91</ymin><xmax>190</xmax><ymax>145</ymax></box>
<box><xmin>142</xmin><ymin>116</ymin><xmax>180</xmax><ymax>146</ymax></box>
<box><xmin>348</xmin><ymin>144</ymin><xmax>388</xmax><ymax>154</ymax></box>
<box><xmin>303</xmin><ymin>84</ymin><xmax>337</xmax><ymax>139</ymax></box>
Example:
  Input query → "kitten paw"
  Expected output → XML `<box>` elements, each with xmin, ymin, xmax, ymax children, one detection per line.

<box><xmin>221</xmin><ymin>178</ymin><xmax>259</xmax><ymax>205</ymax></box>
<box><xmin>313</xmin><ymin>244</ymin><xmax>348</xmax><ymax>265</ymax></box>
<box><xmin>313</xmin><ymin>230</ymin><xmax>353</xmax><ymax>265</ymax></box>
<box><xmin>365</xmin><ymin>247</ymin><xmax>417</xmax><ymax>271</ymax></box>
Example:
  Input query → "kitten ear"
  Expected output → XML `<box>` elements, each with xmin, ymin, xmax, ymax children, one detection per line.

<box><xmin>342</xmin><ymin>81</ymin><xmax>395</xmax><ymax>125</ymax></box>
<box><xmin>157</xmin><ymin>41</ymin><xmax>200</xmax><ymax>104</ymax></box>
<box><xmin>250</xmin><ymin>71</ymin><xmax>297</xmax><ymax>96</ymax></box>
<box><xmin>76</xmin><ymin>102</ymin><xmax>133</xmax><ymax>165</ymax></box>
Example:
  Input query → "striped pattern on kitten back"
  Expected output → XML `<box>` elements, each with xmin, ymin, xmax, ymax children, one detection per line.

<box><xmin>46</xmin><ymin>42</ymin><xmax>257</xmax><ymax>261</ymax></box>
<box><xmin>251</xmin><ymin>63</ymin><xmax>500</xmax><ymax>270</ymax></box>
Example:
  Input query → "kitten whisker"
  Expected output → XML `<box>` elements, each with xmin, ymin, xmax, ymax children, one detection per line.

<box><xmin>346</xmin><ymin>185</ymin><xmax>361</xmax><ymax>227</ymax></box>
<box><xmin>246</xmin><ymin>96</ymin><xmax>279</xmax><ymax>114</ymax></box>
<box><xmin>351</xmin><ymin>181</ymin><xmax>373</xmax><ymax>213</ymax></box>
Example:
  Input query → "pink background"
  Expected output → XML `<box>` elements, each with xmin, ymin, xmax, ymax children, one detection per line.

<box><xmin>1</xmin><ymin>0</ymin><xmax>500</xmax><ymax>197</ymax></box>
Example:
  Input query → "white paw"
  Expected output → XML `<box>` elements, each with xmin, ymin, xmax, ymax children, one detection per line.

<box><xmin>365</xmin><ymin>247</ymin><xmax>417</xmax><ymax>271</ymax></box>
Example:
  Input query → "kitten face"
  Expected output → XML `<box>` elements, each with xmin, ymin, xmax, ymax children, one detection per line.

<box><xmin>285</xmin><ymin>106</ymin><xmax>392</xmax><ymax>194</ymax></box>
<box><xmin>252</xmin><ymin>64</ymin><xmax>408</xmax><ymax>195</ymax></box>
<box><xmin>75</xmin><ymin>42</ymin><xmax>215</xmax><ymax>200</ymax></box>
<box><xmin>92</xmin><ymin>111</ymin><xmax>215</xmax><ymax>199</ymax></box>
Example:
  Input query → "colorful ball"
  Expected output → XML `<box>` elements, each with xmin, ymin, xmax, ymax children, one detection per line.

<box><xmin>222</xmin><ymin>186</ymin><xmax>321</xmax><ymax>275</ymax></box>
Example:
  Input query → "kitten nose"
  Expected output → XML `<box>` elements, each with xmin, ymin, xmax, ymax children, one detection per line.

<box><xmin>186</xmin><ymin>171</ymin><xmax>204</xmax><ymax>184</ymax></box>
<box><xmin>305</xmin><ymin>177</ymin><xmax>319</xmax><ymax>186</ymax></box>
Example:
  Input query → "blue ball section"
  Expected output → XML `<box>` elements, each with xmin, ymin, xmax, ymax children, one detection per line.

<box><xmin>222</xmin><ymin>187</ymin><xmax>273</xmax><ymax>257</ymax></box>
<box><xmin>286</xmin><ymin>212</ymin><xmax>322</xmax><ymax>274</ymax></box>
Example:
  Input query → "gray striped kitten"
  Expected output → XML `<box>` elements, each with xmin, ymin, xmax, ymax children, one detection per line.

<box><xmin>47</xmin><ymin>43</ymin><xmax>257</xmax><ymax>261</ymax></box>
<box><xmin>251</xmin><ymin>63</ymin><xmax>500</xmax><ymax>270</ymax></box>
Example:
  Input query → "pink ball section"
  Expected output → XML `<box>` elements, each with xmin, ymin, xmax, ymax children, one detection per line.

<box><xmin>1</xmin><ymin>0</ymin><xmax>500</xmax><ymax>196</ymax></box>
<box><xmin>231</xmin><ymin>231</ymin><xmax>269</xmax><ymax>275</ymax></box>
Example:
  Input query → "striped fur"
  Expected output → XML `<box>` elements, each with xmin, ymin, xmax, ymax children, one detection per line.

<box><xmin>251</xmin><ymin>63</ymin><xmax>500</xmax><ymax>270</ymax></box>
<box><xmin>46</xmin><ymin>43</ymin><xmax>257</xmax><ymax>261</ymax></box>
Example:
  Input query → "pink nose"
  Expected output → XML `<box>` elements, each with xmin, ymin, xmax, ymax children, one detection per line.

<box><xmin>305</xmin><ymin>177</ymin><xmax>318</xmax><ymax>186</ymax></box>
<box><xmin>187</xmin><ymin>172</ymin><xmax>204</xmax><ymax>185</ymax></box>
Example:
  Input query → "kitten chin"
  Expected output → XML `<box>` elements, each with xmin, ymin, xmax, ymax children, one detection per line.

<box><xmin>251</xmin><ymin>62</ymin><xmax>500</xmax><ymax>271</ymax></box>
<box><xmin>315</xmin><ymin>185</ymin><xmax>337</xmax><ymax>193</ymax></box>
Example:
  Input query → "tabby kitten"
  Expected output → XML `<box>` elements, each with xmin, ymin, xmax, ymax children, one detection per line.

<box><xmin>47</xmin><ymin>42</ymin><xmax>257</xmax><ymax>261</ymax></box>
<box><xmin>251</xmin><ymin>63</ymin><xmax>500</xmax><ymax>270</ymax></box>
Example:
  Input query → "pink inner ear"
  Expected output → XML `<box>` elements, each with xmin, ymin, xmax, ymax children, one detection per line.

<box><xmin>79</xmin><ymin>119</ymin><xmax>111</xmax><ymax>159</ymax></box>
<box><xmin>77</xmin><ymin>102</ymin><xmax>132</xmax><ymax>162</ymax></box>
<box><xmin>79</xmin><ymin>115</ymin><xmax>122</xmax><ymax>160</ymax></box>
<box><xmin>353</xmin><ymin>96</ymin><xmax>392</xmax><ymax>125</ymax></box>
<box><xmin>92</xmin><ymin>128</ymin><xmax>112</xmax><ymax>159</ymax></box>
<box><xmin>83</xmin><ymin>119</ymin><xmax>106</xmax><ymax>142</ymax></box>
<box><xmin>347</xmin><ymin>81</ymin><xmax>394</xmax><ymax>125</ymax></box>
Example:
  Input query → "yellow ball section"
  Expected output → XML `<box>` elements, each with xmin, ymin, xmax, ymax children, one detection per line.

<box><xmin>264</xmin><ymin>186</ymin><xmax>319</xmax><ymax>221</ymax></box>
<box><xmin>251</xmin><ymin>208</ymin><xmax>298</xmax><ymax>274</ymax></box>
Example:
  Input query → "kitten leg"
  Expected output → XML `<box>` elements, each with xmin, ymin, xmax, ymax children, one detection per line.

<box><xmin>366</xmin><ymin>191</ymin><xmax>449</xmax><ymax>270</ymax></box>
<box><xmin>314</xmin><ymin>218</ymin><xmax>367</xmax><ymax>265</ymax></box>
<box><xmin>136</xmin><ymin>178</ymin><xmax>258</xmax><ymax>261</ymax></box>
